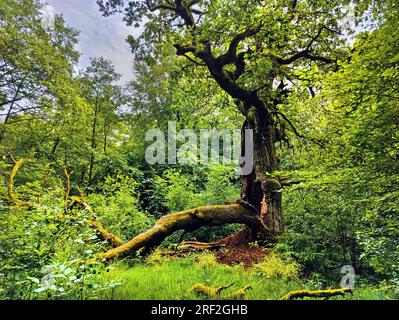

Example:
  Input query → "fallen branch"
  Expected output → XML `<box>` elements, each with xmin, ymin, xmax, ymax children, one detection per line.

<box><xmin>191</xmin><ymin>283</ymin><xmax>252</xmax><ymax>300</ymax></box>
<box><xmin>191</xmin><ymin>283</ymin><xmax>234</xmax><ymax>298</ymax></box>
<box><xmin>93</xmin><ymin>204</ymin><xmax>271</xmax><ymax>262</ymax></box>
<box><xmin>224</xmin><ymin>285</ymin><xmax>252</xmax><ymax>300</ymax></box>
<box><xmin>280</xmin><ymin>288</ymin><xmax>353</xmax><ymax>300</ymax></box>
<box><xmin>70</xmin><ymin>196</ymin><xmax>124</xmax><ymax>248</ymax></box>
<box><xmin>6</xmin><ymin>157</ymin><xmax>124</xmax><ymax>248</ymax></box>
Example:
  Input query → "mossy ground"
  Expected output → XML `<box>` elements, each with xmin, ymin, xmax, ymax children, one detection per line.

<box><xmin>97</xmin><ymin>252</ymin><xmax>394</xmax><ymax>300</ymax></box>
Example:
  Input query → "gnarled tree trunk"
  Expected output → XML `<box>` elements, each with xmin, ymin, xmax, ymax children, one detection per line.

<box><xmin>222</xmin><ymin>100</ymin><xmax>283</xmax><ymax>247</ymax></box>
<box><xmin>242</xmin><ymin>106</ymin><xmax>283</xmax><ymax>236</ymax></box>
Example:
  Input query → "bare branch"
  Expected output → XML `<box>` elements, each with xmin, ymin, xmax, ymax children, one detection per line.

<box><xmin>276</xmin><ymin>25</ymin><xmax>338</xmax><ymax>65</ymax></box>
<box><xmin>188</xmin><ymin>0</ymin><xmax>201</xmax><ymax>7</ymax></box>
<box><xmin>217</xmin><ymin>23</ymin><xmax>263</xmax><ymax>67</ymax></box>
<box><xmin>273</xmin><ymin>111</ymin><xmax>325</xmax><ymax>148</ymax></box>
<box><xmin>276</xmin><ymin>50</ymin><xmax>335</xmax><ymax>65</ymax></box>
<box><xmin>174</xmin><ymin>43</ymin><xmax>197</xmax><ymax>55</ymax></box>
<box><xmin>182</xmin><ymin>53</ymin><xmax>206</xmax><ymax>65</ymax></box>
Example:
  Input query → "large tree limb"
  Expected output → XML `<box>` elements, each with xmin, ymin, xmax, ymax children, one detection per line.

<box><xmin>145</xmin><ymin>0</ymin><xmax>176</xmax><ymax>12</ymax></box>
<box><xmin>275</xmin><ymin>26</ymin><xmax>337</xmax><ymax>66</ymax></box>
<box><xmin>216</xmin><ymin>23</ymin><xmax>263</xmax><ymax>67</ymax></box>
<box><xmin>94</xmin><ymin>204</ymin><xmax>271</xmax><ymax>262</ymax></box>
<box><xmin>276</xmin><ymin>50</ymin><xmax>335</xmax><ymax>65</ymax></box>
<box><xmin>145</xmin><ymin>0</ymin><xmax>197</xmax><ymax>27</ymax></box>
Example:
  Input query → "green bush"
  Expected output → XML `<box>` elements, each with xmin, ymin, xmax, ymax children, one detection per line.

<box><xmin>86</xmin><ymin>174</ymin><xmax>154</xmax><ymax>241</ymax></box>
<box><xmin>253</xmin><ymin>253</ymin><xmax>300</xmax><ymax>280</ymax></box>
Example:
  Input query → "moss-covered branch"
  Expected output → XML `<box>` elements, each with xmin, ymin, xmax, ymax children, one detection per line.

<box><xmin>280</xmin><ymin>288</ymin><xmax>353</xmax><ymax>300</ymax></box>
<box><xmin>94</xmin><ymin>204</ymin><xmax>271</xmax><ymax>262</ymax></box>
<box><xmin>7</xmin><ymin>157</ymin><xmax>24</xmax><ymax>204</ymax></box>
<box><xmin>6</xmin><ymin>157</ymin><xmax>36</xmax><ymax>208</ymax></box>
<box><xmin>191</xmin><ymin>283</ymin><xmax>252</xmax><ymax>300</ymax></box>
<box><xmin>70</xmin><ymin>196</ymin><xmax>124</xmax><ymax>248</ymax></box>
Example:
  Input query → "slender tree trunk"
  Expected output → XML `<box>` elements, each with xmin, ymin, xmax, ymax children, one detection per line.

<box><xmin>0</xmin><ymin>81</ymin><xmax>23</xmax><ymax>143</ymax></box>
<box><xmin>0</xmin><ymin>103</ymin><xmax>13</xmax><ymax>143</ymax></box>
<box><xmin>103</xmin><ymin>120</ymin><xmax>107</xmax><ymax>155</ymax></box>
<box><xmin>51</xmin><ymin>138</ymin><xmax>60</xmax><ymax>154</ymax></box>
<box><xmin>88</xmin><ymin>99</ymin><xmax>99</xmax><ymax>184</ymax></box>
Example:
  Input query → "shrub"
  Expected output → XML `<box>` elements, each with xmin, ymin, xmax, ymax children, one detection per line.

<box><xmin>86</xmin><ymin>174</ymin><xmax>154</xmax><ymax>240</ymax></box>
<box><xmin>253</xmin><ymin>253</ymin><xmax>300</xmax><ymax>280</ymax></box>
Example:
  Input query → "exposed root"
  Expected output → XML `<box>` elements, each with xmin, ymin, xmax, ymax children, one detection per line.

<box><xmin>178</xmin><ymin>241</ymin><xmax>226</xmax><ymax>251</ymax></box>
<box><xmin>191</xmin><ymin>283</ymin><xmax>252</xmax><ymax>300</ymax></box>
<box><xmin>93</xmin><ymin>204</ymin><xmax>272</xmax><ymax>262</ymax></box>
<box><xmin>70</xmin><ymin>196</ymin><xmax>124</xmax><ymax>248</ymax></box>
<box><xmin>280</xmin><ymin>288</ymin><xmax>353</xmax><ymax>300</ymax></box>
<box><xmin>160</xmin><ymin>241</ymin><xmax>226</xmax><ymax>257</ymax></box>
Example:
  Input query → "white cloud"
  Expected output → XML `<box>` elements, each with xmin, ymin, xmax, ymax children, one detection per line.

<box><xmin>46</xmin><ymin>0</ymin><xmax>140</xmax><ymax>84</ymax></box>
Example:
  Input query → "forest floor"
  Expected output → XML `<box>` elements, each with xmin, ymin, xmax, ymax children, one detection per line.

<box><xmin>96</xmin><ymin>251</ymin><xmax>394</xmax><ymax>300</ymax></box>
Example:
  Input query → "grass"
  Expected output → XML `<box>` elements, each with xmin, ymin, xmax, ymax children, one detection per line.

<box><xmin>96</xmin><ymin>252</ymin><xmax>395</xmax><ymax>300</ymax></box>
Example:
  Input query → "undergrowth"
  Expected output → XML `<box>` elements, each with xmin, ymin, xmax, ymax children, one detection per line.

<box><xmin>96</xmin><ymin>252</ymin><xmax>395</xmax><ymax>300</ymax></box>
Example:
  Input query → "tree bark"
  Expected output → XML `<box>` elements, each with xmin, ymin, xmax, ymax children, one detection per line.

<box><xmin>240</xmin><ymin>106</ymin><xmax>283</xmax><ymax>237</ymax></box>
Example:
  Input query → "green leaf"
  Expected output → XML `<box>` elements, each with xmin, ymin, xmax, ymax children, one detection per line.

<box><xmin>27</xmin><ymin>276</ymin><xmax>40</xmax><ymax>284</ymax></box>
<box><xmin>382</xmin><ymin>68</ymin><xmax>395</xmax><ymax>77</ymax></box>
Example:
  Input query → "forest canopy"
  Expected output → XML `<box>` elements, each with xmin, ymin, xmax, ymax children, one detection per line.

<box><xmin>0</xmin><ymin>0</ymin><xmax>398</xmax><ymax>300</ymax></box>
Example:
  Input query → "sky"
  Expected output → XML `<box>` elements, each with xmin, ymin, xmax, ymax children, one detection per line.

<box><xmin>45</xmin><ymin>0</ymin><xmax>140</xmax><ymax>84</ymax></box>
